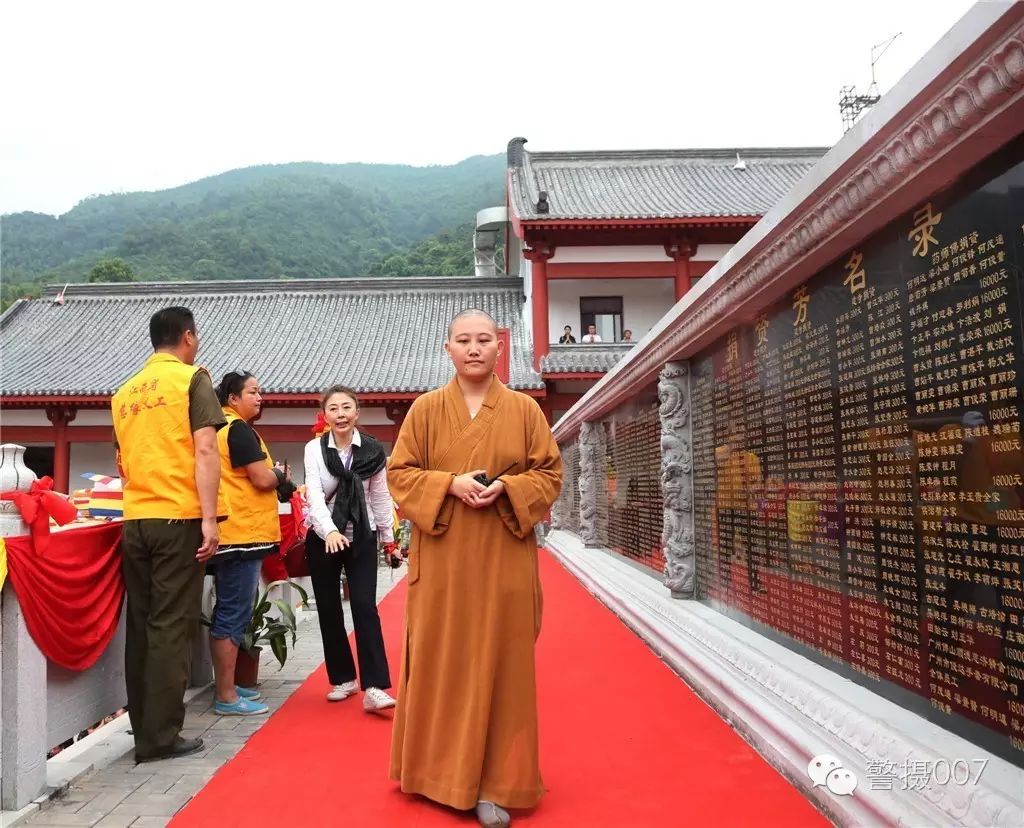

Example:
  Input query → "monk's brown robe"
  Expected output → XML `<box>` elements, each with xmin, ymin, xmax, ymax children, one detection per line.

<box><xmin>388</xmin><ymin>376</ymin><xmax>562</xmax><ymax>810</ymax></box>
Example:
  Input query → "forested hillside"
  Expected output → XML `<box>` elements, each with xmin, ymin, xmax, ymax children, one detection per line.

<box><xmin>1</xmin><ymin>155</ymin><xmax>505</xmax><ymax>306</ymax></box>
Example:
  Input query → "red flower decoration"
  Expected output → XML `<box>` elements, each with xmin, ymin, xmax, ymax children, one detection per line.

<box><xmin>312</xmin><ymin>411</ymin><xmax>329</xmax><ymax>436</ymax></box>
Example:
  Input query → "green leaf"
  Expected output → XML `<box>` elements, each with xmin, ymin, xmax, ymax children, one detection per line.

<box><xmin>269</xmin><ymin>635</ymin><xmax>287</xmax><ymax>669</ymax></box>
<box><xmin>270</xmin><ymin>599</ymin><xmax>296</xmax><ymax>629</ymax></box>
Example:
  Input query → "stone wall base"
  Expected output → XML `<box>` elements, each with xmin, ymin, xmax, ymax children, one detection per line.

<box><xmin>545</xmin><ymin>530</ymin><xmax>1024</xmax><ymax>828</ymax></box>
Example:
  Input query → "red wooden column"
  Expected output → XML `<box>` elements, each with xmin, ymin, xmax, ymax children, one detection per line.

<box><xmin>524</xmin><ymin>245</ymin><xmax>555</xmax><ymax>370</ymax></box>
<box><xmin>666</xmin><ymin>236</ymin><xmax>698</xmax><ymax>302</ymax></box>
<box><xmin>45</xmin><ymin>405</ymin><xmax>77</xmax><ymax>493</ymax></box>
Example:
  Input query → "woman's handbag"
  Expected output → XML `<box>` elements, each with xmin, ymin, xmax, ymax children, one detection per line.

<box><xmin>277</xmin><ymin>490</ymin><xmax>309</xmax><ymax>578</ymax></box>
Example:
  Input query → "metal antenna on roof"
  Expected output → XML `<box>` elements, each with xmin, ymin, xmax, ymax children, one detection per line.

<box><xmin>838</xmin><ymin>32</ymin><xmax>900</xmax><ymax>133</ymax></box>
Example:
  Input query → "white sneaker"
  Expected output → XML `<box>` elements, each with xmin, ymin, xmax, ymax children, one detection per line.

<box><xmin>326</xmin><ymin>680</ymin><xmax>358</xmax><ymax>702</ymax></box>
<box><xmin>363</xmin><ymin>687</ymin><xmax>396</xmax><ymax>712</ymax></box>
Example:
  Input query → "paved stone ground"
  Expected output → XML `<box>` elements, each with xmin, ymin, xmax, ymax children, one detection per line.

<box><xmin>20</xmin><ymin>566</ymin><xmax>405</xmax><ymax>828</ymax></box>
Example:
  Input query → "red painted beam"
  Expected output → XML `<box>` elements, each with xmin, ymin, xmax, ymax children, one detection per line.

<box><xmin>525</xmin><ymin>226</ymin><xmax>750</xmax><ymax>248</ymax></box>
<box><xmin>0</xmin><ymin>425</ymin><xmax>116</xmax><ymax>444</ymax></box>
<box><xmin>521</xmin><ymin>216</ymin><xmax>759</xmax><ymax>231</ymax></box>
<box><xmin>1</xmin><ymin>423</ymin><xmax>404</xmax><ymax>447</ymax></box>
<box><xmin>1</xmin><ymin>395</ymin><xmax>111</xmax><ymax>408</ymax></box>
<box><xmin>546</xmin><ymin>261</ymin><xmax>715</xmax><ymax>280</ymax></box>
<box><xmin>541</xmin><ymin>372</ymin><xmax>605</xmax><ymax>381</ymax></box>
<box><xmin>261</xmin><ymin>392</ymin><xmax>418</xmax><ymax>405</ymax></box>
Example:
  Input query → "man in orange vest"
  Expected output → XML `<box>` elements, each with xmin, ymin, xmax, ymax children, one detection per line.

<box><xmin>112</xmin><ymin>307</ymin><xmax>227</xmax><ymax>762</ymax></box>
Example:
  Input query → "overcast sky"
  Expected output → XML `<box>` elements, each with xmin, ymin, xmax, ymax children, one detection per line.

<box><xmin>2</xmin><ymin>0</ymin><xmax>976</xmax><ymax>216</ymax></box>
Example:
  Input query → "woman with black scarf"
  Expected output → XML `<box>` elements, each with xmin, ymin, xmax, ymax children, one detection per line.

<box><xmin>303</xmin><ymin>385</ymin><xmax>398</xmax><ymax>711</ymax></box>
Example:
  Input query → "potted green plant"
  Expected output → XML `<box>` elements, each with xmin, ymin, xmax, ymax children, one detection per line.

<box><xmin>202</xmin><ymin>578</ymin><xmax>309</xmax><ymax>688</ymax></box>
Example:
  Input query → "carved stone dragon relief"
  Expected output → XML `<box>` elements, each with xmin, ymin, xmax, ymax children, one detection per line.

<box><xmin>659</xmin><ymin>362</ymin><xmax>695</xmax><ymax>597</ymax></box>
<box><xmin>578</xmin><ymin>421</ymin><xmax>605</xmax><ymax>547</ymax></box>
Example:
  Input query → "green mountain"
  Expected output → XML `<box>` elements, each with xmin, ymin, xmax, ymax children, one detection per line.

<box><xmin>1</xmin><ymin>155</ymin><xmax>506</xmax><ymax>298</ymax></box>
<box><xmin>370</xmin><ymin>223</ymin><xmax>477</xmax><ymax>277</ymax></box>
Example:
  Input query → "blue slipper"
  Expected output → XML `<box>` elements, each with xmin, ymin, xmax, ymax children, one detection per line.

<box><xmin>214</xmin><ymin>697</ymin><xmax>269</xmax><ymax>716</ymax></box>
<box><xmin>235</xmin><ymin>685</ymin><xmax>262</xmax><ymax>701</ymax></box>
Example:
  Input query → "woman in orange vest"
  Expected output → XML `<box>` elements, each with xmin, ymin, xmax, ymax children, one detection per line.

<box><xmin>210</xmin><ymin>371</ymin><xmax>294</xmax><ymax>716</ymax></box>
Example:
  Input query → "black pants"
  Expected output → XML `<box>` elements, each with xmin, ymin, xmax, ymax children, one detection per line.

<box><xmin>306</xmin><ymin>531</ymin><xmax>391</xmax><ymax>689</ymax></box>
<box><xmin>121</xmin><ymin>519</ymin><xmax>204</xmax><ymax>757</ymax></box>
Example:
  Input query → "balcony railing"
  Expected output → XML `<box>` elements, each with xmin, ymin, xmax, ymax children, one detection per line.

<box><xmin>540</xmin><ymin>343</ymin><xmax>635</xmax><ymax>375</ymax></box>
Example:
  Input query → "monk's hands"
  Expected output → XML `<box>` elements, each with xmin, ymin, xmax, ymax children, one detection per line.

<box><xmin>449</xmin><ymin>471</ymin><xmax>505</xmax><ymax>509</ymax></box>
<box><xmin>472</xmin><ymin>478</ymin><xmax>505</xmax><ymax>508</ymax></box>
<box><xmin>325</xmin><ymin>530</ymin><xmax>350</xmax><ymax>554</ymax></box>
<box><xmin>449</xmin><ymin>471</ymin><xmax>487</xmax><ymax>507</ymax></box>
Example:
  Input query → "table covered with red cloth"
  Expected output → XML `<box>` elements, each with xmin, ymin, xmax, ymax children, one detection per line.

<box><xmin>5</xmin><ymin>506</ymin><xmax>303</xmax><ymax>671</ymax></box>
<box><xmin>4</xmin><ymin>521</ymin><xmax>125</xmax><ymax>671</ymax></box>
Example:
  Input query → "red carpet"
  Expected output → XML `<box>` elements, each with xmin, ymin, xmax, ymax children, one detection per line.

<box><xmin>171</xmin><ymin>552</ymin><xmax>825</xmax><ymax>827</ymax></box>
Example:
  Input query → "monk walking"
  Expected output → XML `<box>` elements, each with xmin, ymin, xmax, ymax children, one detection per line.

<box><xmin>388</xmin><ymin>309</ymin><xmax>562</xmax><ymax>827</ymax></box>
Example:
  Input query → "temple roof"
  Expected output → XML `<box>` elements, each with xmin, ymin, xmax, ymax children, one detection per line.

<box><xmin>540</xmin><ymin>344</ymin><xmax>636</xmax><ymax>374</ymax></box>
<box><xmin>0</xmin><ymin>277</ymin><xmax>545</xmax><ymax>398</ymax></box>
<box><xmin>507</xmin><ymin>143</ymin><xmax>828</xmax><ymax>222</ymax></box>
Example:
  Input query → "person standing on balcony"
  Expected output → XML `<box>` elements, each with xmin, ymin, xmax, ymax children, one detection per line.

<box><xmin>558</xmin><ymin>325</ymin><xmax>576</xmax><ymax>344</ymax></box>
<box><xmin>303</xmin><ymin>385</ymin><xmax>398</xmax><ymax>712</ymax></box>
<box><xmin>581</xmin><ymin>324</ymin><xmax>602</xmax><ymax>343</ymax></box>
<box><xmin>209</xmin><ymin>370</ymin><xmax>295</xmax><ymax>717</ymax></box>
<box><xmin>112</xmin><ymin>307</ymin><xmax>226</xmax><ymax>762</ymax></box>
<box><xmin>621</xmin><ymin>329</ymin><xmax>634</xmax><ymax>342</ymax></box>
<box><xmin>388</xmin><ymin>309</ymin><xmax>563</xmax><ymax>828</ymax></box>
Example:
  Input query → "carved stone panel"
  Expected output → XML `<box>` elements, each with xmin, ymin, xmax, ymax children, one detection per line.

<box><xmin>578</xmin><ymin>421</ymin><xmax>605</xmax><ymax>547</ymax></box>
<box><xmin>659</xmin><ymin>362</ymin><xmax>695</xmax><ymax>597</ymax></box>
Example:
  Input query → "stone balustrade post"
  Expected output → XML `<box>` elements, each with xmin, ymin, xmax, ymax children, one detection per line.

<box><xmin>658</xmin><ymin>363</ymin><xmax>696</xmax><ymax>598</ymax></box>
<box><xmin>0</xmin><ymin>444</ymin><xmax>48</xmax><ymax>810</ymax></box>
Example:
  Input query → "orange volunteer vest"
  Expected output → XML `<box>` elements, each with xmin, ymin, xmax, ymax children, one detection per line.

<box><xmin>112</xmin><ymin>353</ymin><xmax>227</xmax><ymax>520</ymax></box>
<box><xmin>217</xmin><ymin>408</ymin><xmax>282</xmax><ymax>545</ymax></box>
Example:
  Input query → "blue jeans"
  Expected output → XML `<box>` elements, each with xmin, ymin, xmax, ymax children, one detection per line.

<box><xmin>211</xmin><ymin>558</ymin><xmax>262</xmax><ymax>647</ymax></box>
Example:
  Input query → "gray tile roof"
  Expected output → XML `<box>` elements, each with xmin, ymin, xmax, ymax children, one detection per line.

<box><xmin>508</xmin><ymin>146</ymin><xmax>828</xmax><ymax>221</ymax></box>
<box><xmin>0</xmin><ymin>278</ymin><xmax>544</xmax><ymax>397</ymax></box>
<box><xmin>540</xmin><ymin>344</ymin><xmax>635</xmax><ymax>374</ymax></box>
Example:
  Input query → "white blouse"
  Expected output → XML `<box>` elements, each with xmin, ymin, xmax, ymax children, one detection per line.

<box><xmin>303</xmin><ymin>430</ymin><xmax>394</xmax><ymax>543</ymax></box>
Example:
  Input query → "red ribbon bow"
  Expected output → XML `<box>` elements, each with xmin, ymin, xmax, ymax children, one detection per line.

<box><xmin>1</xmin><ymin>476</ymin><xmax>79</xmax><ymax>556</ymax></box>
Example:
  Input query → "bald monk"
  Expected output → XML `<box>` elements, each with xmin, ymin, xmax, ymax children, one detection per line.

<box><xmin>388</xmin><ymin>309</ymin><xmax>563</xmax><ymax>827</ymax></box>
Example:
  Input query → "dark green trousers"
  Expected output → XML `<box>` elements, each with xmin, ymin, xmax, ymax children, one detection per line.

<box><xmin>121</xmin><ymin>519</ymin><xmax>204</xmax><ymax>757</ymax></box>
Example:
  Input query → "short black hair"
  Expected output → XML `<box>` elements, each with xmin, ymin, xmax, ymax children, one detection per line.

<box><xmin>149</xmin><ymin>307</ymin><xmax>196</xmax><ymax>349</ymax></box>
<box><xmin>321</xmin><ymin>384</ymin><xmax>360</xmax><ymax>410</ymax></box>
<box><xmin>216</xmin><ymin>371</ymin><xmax>255</xmax><ymax>406</ymax></box>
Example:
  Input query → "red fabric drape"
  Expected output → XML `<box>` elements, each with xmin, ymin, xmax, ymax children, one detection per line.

<box><xmin>4</xmin><ymin>522</ymin><xmax>125</xmax><ymax>671</ymax></box>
